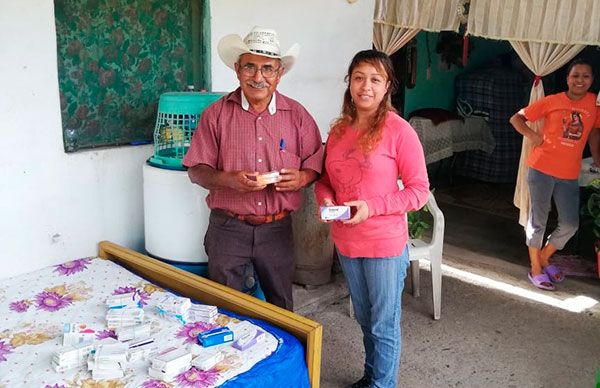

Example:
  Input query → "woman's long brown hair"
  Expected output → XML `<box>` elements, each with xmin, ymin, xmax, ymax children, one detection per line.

<box><xmin>329</xmin><ymin>50</ymin><xmax>398</xmax><ymax>153</ymax></box>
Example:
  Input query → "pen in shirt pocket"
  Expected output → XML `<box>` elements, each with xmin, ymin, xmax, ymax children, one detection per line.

<box><xmin>279</xmin><ymin>138</ymin><xmax>286</xmax><ymax>152</ymax></box>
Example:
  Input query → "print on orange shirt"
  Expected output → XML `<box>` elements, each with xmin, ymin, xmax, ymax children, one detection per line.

<box><xmin>562</xmin><ymin>110</ymin><xmax>583</xmax><ymax>140</ymax></box>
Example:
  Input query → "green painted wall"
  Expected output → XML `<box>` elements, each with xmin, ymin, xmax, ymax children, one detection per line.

<box><xmin>403</xmin><ymin>32</ymin><xmax>512</xmax><ymax>116</ymax></box>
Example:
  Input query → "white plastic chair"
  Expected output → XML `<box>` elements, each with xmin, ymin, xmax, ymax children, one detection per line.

<box><xmin>407</xmin><ymin>191</ymin><xmax>444</xmax><ymax>320</ymax></box>
<box><xmin>348</xmin><ymin>191</ymin><xmax>444</xmax><ymax>320</ymax></box>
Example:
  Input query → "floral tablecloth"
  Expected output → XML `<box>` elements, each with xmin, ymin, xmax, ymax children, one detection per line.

<box><xmin>0</xmin><ymin>258</ymin><xmax>287</xmax><ymax>388</ymax></box>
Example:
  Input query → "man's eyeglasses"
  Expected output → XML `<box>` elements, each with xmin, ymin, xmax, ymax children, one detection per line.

<box><xmin>239</xmin><ymin>63</ymin><xmax>281</xmax><ymax>78</ymax></box>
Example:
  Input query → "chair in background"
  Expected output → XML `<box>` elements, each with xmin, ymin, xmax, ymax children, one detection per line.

<box><xmin>407</xmin><ymin>191</ymin><xmax>444</xmax><ymax>320</ymax></box>
<box><xmin>348</xmin><ymin>191</ymin><xmax>444</xmax><ymax>320</ymax></box>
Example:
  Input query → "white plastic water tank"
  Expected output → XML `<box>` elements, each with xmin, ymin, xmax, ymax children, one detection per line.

<box><xmin>143</xmin><ymin>163</ymin><xmax>209</xmax><ymax>263</ymax></box>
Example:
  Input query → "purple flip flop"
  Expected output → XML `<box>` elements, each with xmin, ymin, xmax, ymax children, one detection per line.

<box><xmin>528</xmin><ymin>272</ymin><xmax>555</xmax><ymax>291</ymax></box>
<box><xmin>543</xmin><ymin>264</ymin><xmax>565</xmax><ymax>283</ymax></box>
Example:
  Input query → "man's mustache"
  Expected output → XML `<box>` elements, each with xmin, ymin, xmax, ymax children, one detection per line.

<box><xmin>247</xmin><ymin>81</ymin><xmax>268</xmax><ymax>89</ymax></box>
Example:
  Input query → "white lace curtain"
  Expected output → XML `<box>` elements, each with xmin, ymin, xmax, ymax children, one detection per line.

<box><xmin>467</xmin><ymin>0</ymin><xmax>600</xmax><ymax>45</ymax></box>
<box><xmin>373</xmin><ymin>24</ymin><xmax>419</xmax><ymax>56</ymax></box>
<box><xmin>373</xmin><ymin>0</ymin><xmax>461</xmax><ymax>56</ymax></box>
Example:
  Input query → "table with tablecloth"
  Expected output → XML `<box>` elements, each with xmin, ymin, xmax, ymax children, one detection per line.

<box><xmin>579</xmin><ymin>157</ymin><xmax>600</xmax><ymax>187</ymax></box>
<box><xmin>409</xmin><ymin>116</ymin><xmax>496</xmax><ymax>165</ymax></box>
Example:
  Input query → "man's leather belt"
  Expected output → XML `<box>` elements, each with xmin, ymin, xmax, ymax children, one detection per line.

<box><xmin>223</xmin><ymin>210</ymin><xmax>290</xmax><ymax>225</ymax></box>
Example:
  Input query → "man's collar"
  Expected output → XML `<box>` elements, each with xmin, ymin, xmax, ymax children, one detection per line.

<box><xmin>240</xmin><ymin>91</ymin><xmax>277</xmax><ymax>115</ymax></box>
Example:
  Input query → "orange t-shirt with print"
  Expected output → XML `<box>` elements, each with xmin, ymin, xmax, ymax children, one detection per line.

<box><xmin>524</xmin><ymin>92</ymin><xmax>600</xmax><ymax>179</ymax></box>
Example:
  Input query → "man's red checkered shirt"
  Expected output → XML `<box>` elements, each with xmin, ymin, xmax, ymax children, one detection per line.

<box><xmin>183</xmin><ymin>88</ymin><xmax>324</xmax><ymax>216</ymax></box>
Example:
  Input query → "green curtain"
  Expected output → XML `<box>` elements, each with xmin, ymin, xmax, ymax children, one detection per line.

<box><xmin>54</xmin><ymin>0</ymin><xmax>206</xmax><ymax>151</ymax></box>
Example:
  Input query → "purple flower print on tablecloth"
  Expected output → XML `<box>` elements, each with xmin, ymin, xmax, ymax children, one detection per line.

<box><xmin>141</xmin><ymin>380</ymin><xmax>172</xmax><ymax>388</ymax></box>
<box><xmin>53</xmin><ymin>258</ymin><xmax>92</xmax><ymax>276</ymax></box>
<box><xmin>0</xmin><ymin>340</ymin><xmax>13</xmax><ymax>362</ymax></box>
<box><xmin>96</xmin><ymin>329</ymin><xmax>116</xmax><ymax>340</ymax></box>
<box><xmin>175</xmin><ymin>367</ymin><xmax>219</xmax><ymax>387</ymax></box>
<box><xmin>9</xmin><ymin>299</ymin><xmax>31</xmax><ymax>313</ymax></box>
<box><xmin>177</xmin><ymin>322</ymin><xmax>216</xmax><ymax>344</ymax></box>
<box><xmin>35</xmin><ymin>291</ymin><xmax>72</xmax><ymax>312</ymax></box>
<box><xmin>44</xmin><ymin>384</ymin><xmax>66</xmax><ymax>388</ymax></box>
<box><xmin>113</xmin><ymin>286</ymin><xmax>150</xmax><ymax>306</ymax></box>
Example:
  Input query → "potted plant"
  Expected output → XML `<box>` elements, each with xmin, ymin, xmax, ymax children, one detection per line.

<box><xmin>580</xmin><ymin>178</ymin><xmax>600</xmax><ymax>277</ymax></box>
<box><xmin>407</xmin><ymin>205</ymin><xmax>430</xmax><ymax>240</ymax></box>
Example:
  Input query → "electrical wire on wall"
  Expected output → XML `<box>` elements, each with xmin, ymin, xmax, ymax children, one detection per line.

<box><xmin>426</xmin><ymin>32</ymin><xmax>432</xmax><ymax>80</ymax></box>
<box><xmin>406</xmin><ymin>38</ymin><xmax>418</xmax><ymax>88</ymax></box>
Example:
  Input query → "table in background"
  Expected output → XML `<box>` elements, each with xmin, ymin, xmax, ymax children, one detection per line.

<box><xmin>565</xmin><ymin>157</ymin><xmax>600</xmax><ymax>258</ymax></box>
<box><xmin>579</xmin><ymin>157</ymin><xmax>600</xmax><ymax>187</ymax></box>
<box><xmin>409</xmin><ymin>116</ymin><xmax>496</xmax><ymax>165</ymax></box>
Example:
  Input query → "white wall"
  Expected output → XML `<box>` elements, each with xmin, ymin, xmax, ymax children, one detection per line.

<box><xmin>210</xmin><ymin>0</ymin><xmax>374</xmax><ymax>138</ymax></box>
<box><xmin>0</xmin><ymin>0</ymin><xmax>372</xmax><ymax>278</ymax></box>
<box><xmin>0</xmin><ymin>1</ymin><xmax>152</xmax><ymax>278</ymax></box>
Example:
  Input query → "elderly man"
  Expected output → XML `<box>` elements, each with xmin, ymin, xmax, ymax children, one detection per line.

<box><xmin>183</xmin><ymin>26</ymin><xmax>323</xmax><ymax>310</ymax></box>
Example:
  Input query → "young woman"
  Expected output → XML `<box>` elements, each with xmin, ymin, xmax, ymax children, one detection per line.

<box><xmin>315</xmin><ymin>50</ymin><xmax>429</xmax><ymax>388</ymax></box>
<box><xmin>510</xmin><ymin>58</ymin><xmax>600</xmax><ymax>291</ymax></box>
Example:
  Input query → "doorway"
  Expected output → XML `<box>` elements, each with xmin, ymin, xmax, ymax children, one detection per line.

<box><xmin>401</xmin><ymin>32</ymin><xmax>600</xmax><ymax>268</ymax></box>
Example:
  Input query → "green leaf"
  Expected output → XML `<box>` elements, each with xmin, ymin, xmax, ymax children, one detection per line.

<box><xmin>407</xmin><ymin>209</ymin><xmax>430</xmax><ymax>239</ymax></box>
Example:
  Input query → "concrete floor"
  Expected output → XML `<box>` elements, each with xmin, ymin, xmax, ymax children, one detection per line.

<box><xmin>296</xmin><ymin>201</ymin><xmax>600</xmax><ymax>388</ymax></box>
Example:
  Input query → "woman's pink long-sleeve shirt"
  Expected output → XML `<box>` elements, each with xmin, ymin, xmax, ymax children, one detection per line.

<box><xmin>315</xmin><ymin>112</ymin><xmax>429</xmax><ymax>258</ymax></box>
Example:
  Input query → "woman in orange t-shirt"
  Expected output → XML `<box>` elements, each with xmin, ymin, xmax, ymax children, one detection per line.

<box><xmin>510</xmin><ymin>58</ymin><xmax>600</xmax><ymax>291</ymax></box>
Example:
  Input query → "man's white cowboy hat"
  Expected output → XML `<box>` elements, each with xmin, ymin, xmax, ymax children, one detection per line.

<box><xmin>217</xmin><ymin>26</ymin><xmax>300</xmax><ymax>74</ymax></box>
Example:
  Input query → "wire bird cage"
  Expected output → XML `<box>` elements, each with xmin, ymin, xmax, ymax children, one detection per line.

<box><xmin>148</xmin><ymin>92</ymin><xmax>224</xmax><ymax>170</ymax></box>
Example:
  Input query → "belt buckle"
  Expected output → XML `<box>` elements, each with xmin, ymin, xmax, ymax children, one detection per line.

<box><xmin>233</xmin><ymin>211</ymin><xmax>287</xmax><ymax>226</ymax></box>
<box><xmin>244</xmin><ymin>215</ymin><xmax>268</xmax><ymax>225</ymax></box>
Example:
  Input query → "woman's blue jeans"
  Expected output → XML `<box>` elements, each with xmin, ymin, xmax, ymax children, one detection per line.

<box><xmin>338</xmin><ymin>247</ymin><xmax>410</xmax><ymax>388</ymax></box>
<box><xmin>526</xmin><ymin>167</ymin><xmax>579</xmax><ymax>249</ymax></box>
